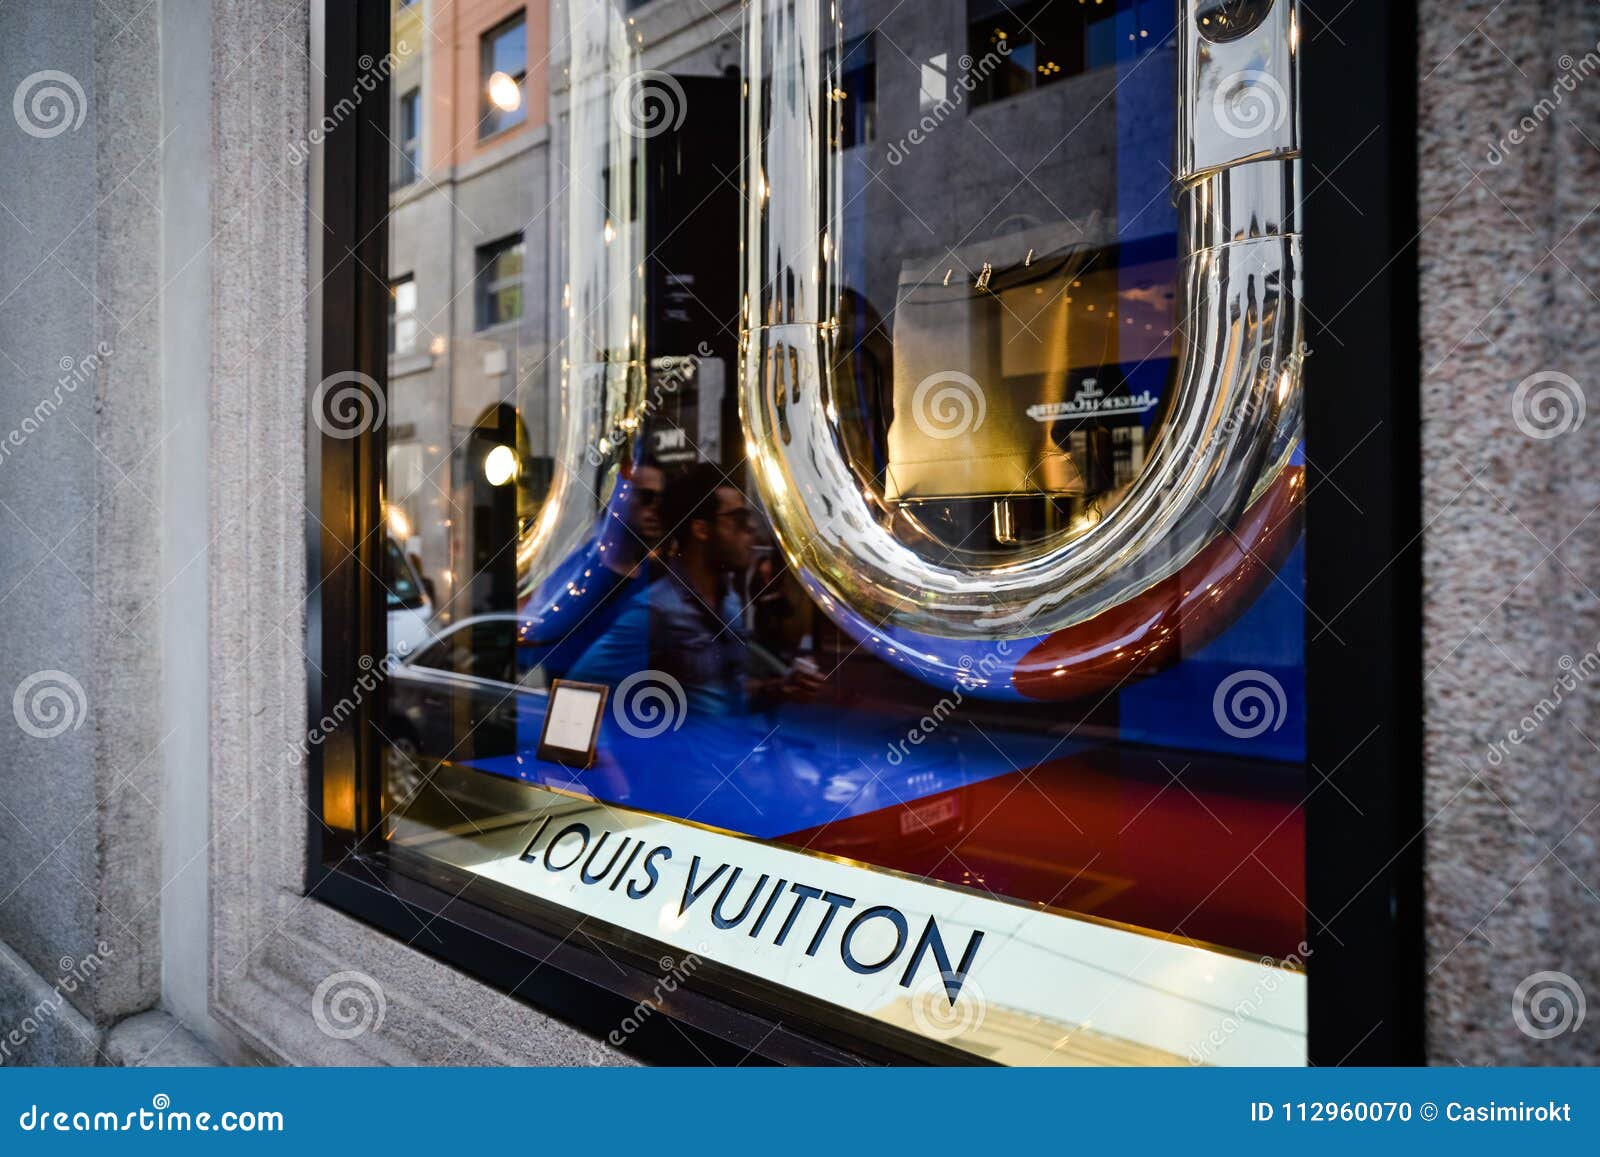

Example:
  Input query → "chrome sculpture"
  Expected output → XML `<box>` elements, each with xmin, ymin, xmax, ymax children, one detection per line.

<box><xmin>517</xmin><ymin>0</ymin><xmax>646</xmax><ymax>614</ymax></box>
<box><xmin>739</xmin><ymin>0</ymin><xmax>1304</xmax><ymax>699</ymax></box>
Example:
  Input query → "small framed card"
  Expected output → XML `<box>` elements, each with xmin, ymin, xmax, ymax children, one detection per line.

<box><xmin>536</xmin><ymin>679</ymin><xmax>609</xmax><ymax>770</ymax></box>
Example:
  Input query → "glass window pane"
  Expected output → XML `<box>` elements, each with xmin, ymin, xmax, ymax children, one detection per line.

<box><xmin>374</xmin><ymin>0</ymin><xmax>1305</xmax><ymax>1068</ymax></box>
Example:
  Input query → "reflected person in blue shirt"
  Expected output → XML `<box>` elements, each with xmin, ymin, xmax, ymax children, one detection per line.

<box><xmin>518</xmin><ymin>458</ymin><xmax>664</xmax><ymax>679</ymax></box>
<box><xmin>565</xmin><ymin>463</ymin><xmax>823</xmax><ymax>719</ymax></box>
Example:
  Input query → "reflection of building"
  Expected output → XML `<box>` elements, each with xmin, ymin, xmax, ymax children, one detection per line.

<box><xmin>386</xmin><ymin>0</ymin><xmax>1182</xmax><ymax>620</ymax></box>
<box><xmin>385</xmin><ymin>0</ymin><xmax>553</xmax><ymax>622</ymax></box>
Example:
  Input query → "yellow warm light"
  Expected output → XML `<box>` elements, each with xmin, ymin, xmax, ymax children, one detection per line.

<box><xmin>484</xmin><ymin>444</ymin><xmax>519</xmax><ymax>487</ymax></box>
<box><xmin>487</xmin><ymin>71</ymin><xmax>522</xmax><ymax>113</ymax></box>
<box><xmin>386</xmin><ymin>504</ymin><xmax>412</xmax><ymax>540</ymax></box>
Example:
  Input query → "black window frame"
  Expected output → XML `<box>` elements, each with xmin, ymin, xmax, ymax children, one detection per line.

<box><xmin>478</xmin><ymin>10</ymin><xmax>529</xmax><ymax>140</ymax></box>
<box><xmin>309</xmin><ymin>0</ymin><xmax>1424</xmax><ymax>1066</ymax></box>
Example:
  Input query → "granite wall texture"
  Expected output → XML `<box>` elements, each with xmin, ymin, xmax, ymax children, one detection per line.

<box><xmin>0</xmin><ymin>0</ymin><xmax>164</xmax><ymax>1065</ymax></box>
<box><xmin>1418</xmin><ymin>0</ymin><xmax>1600</xmax><ymax>1064</ymax></box>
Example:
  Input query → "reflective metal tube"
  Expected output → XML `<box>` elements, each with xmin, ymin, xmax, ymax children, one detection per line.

<box><xmin>517</xmin><ymin>0</ymin><xmax>647</xmax><ymax>600</ymax></box>
<box><xmin>740</xmin><ymin>0</ymin><xmax>1303</xmax><ymax>697</ymax></box>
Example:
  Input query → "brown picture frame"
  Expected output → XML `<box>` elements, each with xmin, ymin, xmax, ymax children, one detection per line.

<box><xmin>535</xmin><ymin>679</ymin><xmax>610</xmax><ymax>770</ymax></box>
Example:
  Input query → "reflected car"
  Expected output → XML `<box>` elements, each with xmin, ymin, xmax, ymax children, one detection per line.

<box><xmin>383</xmin><ymin>536</ymin><xmax>435</xmax><ymax>656</ymax></box>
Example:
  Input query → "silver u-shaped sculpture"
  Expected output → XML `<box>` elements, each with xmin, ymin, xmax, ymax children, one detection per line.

<box><xmin>737</xmin><ymin>0</ymin><xmax>1303</xmax><ymax>697</ymax></box>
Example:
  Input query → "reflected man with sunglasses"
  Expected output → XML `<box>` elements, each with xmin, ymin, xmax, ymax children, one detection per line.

<box><xmin>566</xmin><ymin>462</ymin><xmax>824</xmax><ymax>718</ymax></box>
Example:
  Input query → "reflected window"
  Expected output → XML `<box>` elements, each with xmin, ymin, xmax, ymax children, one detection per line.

<box><xmin>396</xmin><ymin>86</ymin><xmax>421</xmax><ymax>185</ymax></box>
<box><xmin>479</xmin><ymin>12</ymin><xmax>528</xmax><ymax>139</ymax></box>
<box><xmin>967</xmin><ymin>0</ymin><xmax>1164</xmax><ymax>107</ymax></box>
<box><xmin>388</xmin><ymin>275</ymin><xmax>417</xmax><ymax>355</ymax></box>
<box><xmin>837</xmin><ymin>35</ymin><xmax>876</xmax><ymax>149</ymax></box>
<box><xmin>475</xmin><ymin>235</ymin><xmax>524</xmax><ymax>330</ymax></box>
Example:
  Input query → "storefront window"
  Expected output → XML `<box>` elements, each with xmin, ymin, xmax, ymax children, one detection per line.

<box><xmin>364</xmin><ymin>0</ymin><xmax>1306</xmax><ymax>1066</ymax></box>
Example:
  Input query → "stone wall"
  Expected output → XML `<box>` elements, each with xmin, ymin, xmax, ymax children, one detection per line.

<box><xmin>0</xmin><ymin>0</ymin><xmax>164</xmax><ymax>1065</ymax></box>
<box><xmin>1419</xmin><ymin>0</ymin><xmax>1600</xmax><ymax>1064</ymax></box>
